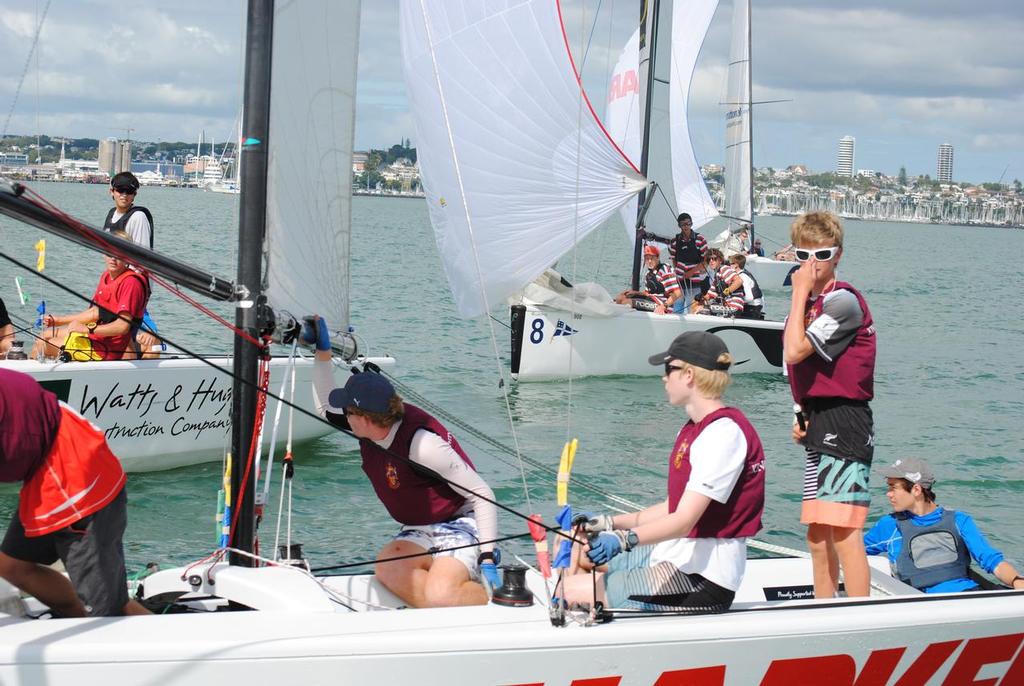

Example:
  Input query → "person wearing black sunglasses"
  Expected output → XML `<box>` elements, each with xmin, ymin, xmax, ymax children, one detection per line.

<box><xmin>783</xmin><ymin>211</ymin><xmax>876</xmax><ymax>600</ymax></box>
<box><xmin>102</xmin><ymin>171</ymin><xmax>161</xmax><ymax>358</ymax></box>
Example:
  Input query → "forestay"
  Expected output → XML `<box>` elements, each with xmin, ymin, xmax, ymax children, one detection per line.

<box><xmin>724</xmin><ymin>0</ymin><xmax>752</xmax><ymax>228</ymax></box>
<box><xmin>265</xmin><ymin>1</ymin><xmax>359</xmax><ymax>328</ymax></box>
<box><xmin>607</xmin><ymin>1</ymin><xmax>719</xmax><ymax>242</ymax></box>
<box><xmin>400</xmin><ymin>0</ymin><xmax>646</xmax><ymax>318</ymax></box>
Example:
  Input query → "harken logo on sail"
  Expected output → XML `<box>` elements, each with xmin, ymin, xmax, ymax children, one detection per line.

<box><xmin>553</xmin><ymin>320</ymin><xmax>577</xmax><ymax>338</ymax></box>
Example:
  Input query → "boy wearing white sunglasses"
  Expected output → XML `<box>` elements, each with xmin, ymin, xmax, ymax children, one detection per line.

<box><xmin>783</xmin><ymin>211</ymin><xmax>877</xmax><ymax>600</ymax></box>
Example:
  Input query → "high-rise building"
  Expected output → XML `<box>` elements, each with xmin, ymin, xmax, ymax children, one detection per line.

<box><xmin>98</xmin><ymin>138</ymin><xmax>118</xmax><ymax>174</ymax></box>
<box><xmin>836</xmin><ymin>136</ymin><xmax>855</xmax><ymax>178</ymax></box>
<box><xmin>937</xmin><ymin>143</ymin><xmax>954</xmax><ymax>183</ymax></box>
<box><xmin>119</xmin><ymin>141</ymin><xmax>132</xmax><ymax>175</ymax></box>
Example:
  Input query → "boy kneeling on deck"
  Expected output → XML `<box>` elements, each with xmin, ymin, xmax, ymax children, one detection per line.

<box><xmin>563</xmin><ymin>331</ymin><xmax>766</xmax><ymax>614</ymax></box>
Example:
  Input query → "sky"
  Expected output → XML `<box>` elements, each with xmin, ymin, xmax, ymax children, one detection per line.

<box><xmin>1</xmin><ymin>0</ymin><xmax>1022</xmax><ymax>184</ymax></box>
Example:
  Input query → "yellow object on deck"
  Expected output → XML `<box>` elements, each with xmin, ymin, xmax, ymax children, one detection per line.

<box><xmin>556</xmin><ymin>438</ymin><xmax>578</xmax><ymax>507</ymax></box>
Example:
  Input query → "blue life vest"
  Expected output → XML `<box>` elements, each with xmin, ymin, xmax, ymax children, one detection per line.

<box><xmin>893</xmin><ymin>509</ymin><xmax>970</xmax><ymax>589</ymax></box>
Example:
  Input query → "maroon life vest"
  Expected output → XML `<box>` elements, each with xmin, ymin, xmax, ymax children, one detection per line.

<box><xmin>666</xmin><ymin>407</ymin><xmax>765</xmax><ymax>539</ymax></box>
<box><xmin>788</xmin><ymin>281</ymin><xmax>876</xmax><ymax>405</ymax></box>
<box><xmin>360</xmin><ymin>404</ymin><xmax>477</xmax><ymax>526</ymax></box>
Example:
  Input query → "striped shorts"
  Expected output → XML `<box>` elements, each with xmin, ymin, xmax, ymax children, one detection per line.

<box><xmin>800</xmin><ymin>451</ymin><xmax>871</xmax><ymax>528</ymax></box>
<box><xmin>603</xmin><ymin>545</ymin><xmax>734</xmax><ymax>614</ymax></box>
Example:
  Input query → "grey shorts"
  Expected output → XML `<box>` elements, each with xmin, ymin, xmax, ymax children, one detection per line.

<box><xmin>1</xmin><ymin>488</ymin><xmax>130</xmax><ymax>616</ymax></box>
<box><xmin>603</xmin><ymin>545</ymin><xmax>734</xmax><ymax>614</ymax></box>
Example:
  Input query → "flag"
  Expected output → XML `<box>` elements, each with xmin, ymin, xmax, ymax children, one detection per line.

<box><xmin>14</xmin><ymin>276</ymin><xmax>30</xmax><ymax>305</ymax></box>
<box><xmin>552</xmin><ymin>505</ymin><xmax>575</xmax><ymax>569</ymax></box>
<box><xmin>553</xmin><ymin>320</ymin><xmax>577</xmax><ymax>337</ymax></box>
<box><xmin>34</xmin><ymin>239</ymin><xmax>46</xmax><ymax>271</ymax></box>
<box><xmin>34</xmin><ymin>301</ymin><xmax>46</xmax><ymax>329</ymax></box>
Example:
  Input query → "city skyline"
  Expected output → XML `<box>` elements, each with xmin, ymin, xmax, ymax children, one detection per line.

<box><xmin>1</xmin><ymin>1</ymin><xmax>1022</xmax><ymax>184</ymax></box>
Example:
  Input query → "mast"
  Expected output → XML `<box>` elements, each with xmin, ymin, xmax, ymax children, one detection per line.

<box><xmin>745</xmin><ymin>0</ymin><xmax>754</xmax><ymax>244</ymax></box>
<box><xmin>229</xmin><ymin>0</ymin><xmax>274</xmax><ymax>566</ymax></box>
<box><xmin>631</xmin><ymin>0</ymin><xmax>661</xmax><ymax>291</ymax></box>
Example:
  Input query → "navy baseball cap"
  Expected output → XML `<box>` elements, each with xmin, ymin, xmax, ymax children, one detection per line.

<box><xmin>328</xmin><ymin>373</ymin><xmax>395</xmax><ymax>414</ymax></box>
<box><xmin>648</xmin><ymin>331</ymin><xmax>731</xmax><ymax>371</ymax></box>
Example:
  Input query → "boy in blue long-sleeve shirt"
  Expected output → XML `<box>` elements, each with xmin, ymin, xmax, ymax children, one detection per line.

<box><xmin>864</xmin><ymin>457</ymin><xmax>1024</xmax><ymax>593</ymax></box>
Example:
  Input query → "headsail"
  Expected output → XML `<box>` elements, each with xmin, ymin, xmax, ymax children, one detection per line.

<box><xmin>400</xmin><ymin>0</ymin><xmax>646</xmax><ymax>318</ymax></box>
<box><xmin>724</xmin><ymin>0</ymin><xmax>752</xmax><ymax>228</ymax></box>
<box><xmin>264</xmin><ymin>1</ymin><xmax>360</xmax><ymax>328</ymax></box>
<box><xmin>633</xmin><ymin>0</ymin><xmax>719</xmax><ymax>240</ymax></box>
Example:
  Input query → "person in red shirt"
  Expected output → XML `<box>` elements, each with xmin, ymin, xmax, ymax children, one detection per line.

<box><xmin>0</xmin><ymin>369</ymin><xmax>149</xmax><ymax>617</ymax></box>
<box><xmin>33</xmin><ymin>230</ymin><xmax>149</xmax><ymax>361</ymax></box>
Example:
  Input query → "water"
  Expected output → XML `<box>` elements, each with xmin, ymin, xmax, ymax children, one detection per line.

<box><xmin>1</xmin><ymin>182</ymin><xmax>1023</xmax><ymax>573</ymax></box>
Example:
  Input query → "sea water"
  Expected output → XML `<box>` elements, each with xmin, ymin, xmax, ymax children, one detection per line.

<box><xmin>1</xmin><ymin>182</ymin><xmax>1022</xmax><ymax>572</ymax></box>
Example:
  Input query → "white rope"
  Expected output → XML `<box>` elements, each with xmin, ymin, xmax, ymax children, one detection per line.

<box><xmin>260</xmin><ymin>341</ymin><xmax>298</xmax><ymax>503</ymax></box>
<box><xmin>416</xmin><ymin>0</ymin><xmax>534</xmax><ymax>514</ymax></box>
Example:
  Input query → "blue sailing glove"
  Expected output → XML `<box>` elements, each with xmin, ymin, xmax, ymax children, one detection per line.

<box><xmin>300</xmin><ymin>316</ymin><xmax>331</xmax><ymax>352</ymax></box>
<box><xmin>478</xmin><ymin>551</ymin><xmax>500</xmax><ymax>589</ymax></box>
<box><xmin>587</xmin><ymin>531</ymin><xmax>626</xmax><ymax>565</ymax></box>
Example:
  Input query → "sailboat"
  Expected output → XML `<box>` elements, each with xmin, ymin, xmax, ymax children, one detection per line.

<box><xmin>403</xmin><ymin>0</ymin><xmax>783</xmax><ymax>380</ymax></box>
<box><xmin>0</xmin><ymin>2</ymin><xmax>1021</xmax><ymax>682</ymax></box>
<box><xmin>709</xmin><ymin>0</ymin><xmax>798</xmax><ymax>288</ymax></box>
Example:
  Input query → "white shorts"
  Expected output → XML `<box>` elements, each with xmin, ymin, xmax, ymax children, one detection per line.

<box><xmin>394</xmin><ymin>513</ymin><xmax>481</xmax><ymax>581</ymax></box>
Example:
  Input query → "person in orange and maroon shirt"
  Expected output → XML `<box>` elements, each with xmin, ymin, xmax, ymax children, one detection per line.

<box><xmin>32</xmin><ymin>230</ymin><xmax>149</xmax><ymax>361</ymax></box>
<box><xmin>0</xmin><ymin>369</ymin><xmax>149</xmax><ymax>616</ymax></box>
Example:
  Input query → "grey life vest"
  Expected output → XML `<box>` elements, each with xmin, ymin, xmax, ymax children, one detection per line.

<box><xmin>103</xmin><ymin>206</ymin><xmax>154</xmax><ymax>250</ymax></box>
<box><xmin>892</xmin><ymin>509</ymin><xmax>970</xmax><ymax>589</ymax></box>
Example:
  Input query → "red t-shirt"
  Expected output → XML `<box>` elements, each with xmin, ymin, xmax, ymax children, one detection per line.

<box><xmin>88</xmin><ymin>269</ymin><xmax>148</xmax><ymax>360</ymax></box>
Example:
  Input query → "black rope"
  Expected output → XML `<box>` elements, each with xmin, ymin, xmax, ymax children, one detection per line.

<box><xmin>0</xmin><ymin>250</ymin><xmax>584</xmax><ymax>543</ymax></box>
<box><xmin>310</xmin><ymin>532</ymin><xmax>532</xmax><ymax>574</ymax></box>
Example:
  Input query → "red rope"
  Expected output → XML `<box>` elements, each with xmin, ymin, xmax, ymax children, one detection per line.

<box><xmin>227</xmin><ymin>346</ymin><xmax>272</xmax><ymax>556</ymax></box>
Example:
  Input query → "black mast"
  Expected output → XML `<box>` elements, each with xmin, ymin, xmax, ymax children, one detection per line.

<box><xmin>229</xmin><ymin>0</ymin><xmax>274</xmax><ymax>566</ymax></box>
<box><xmin>631</xmin><ymin>0</ymin><xmax>660</xmax><ymax>291</ymax></box>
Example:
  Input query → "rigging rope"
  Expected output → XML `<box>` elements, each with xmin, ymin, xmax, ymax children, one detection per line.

<box><xmin>0</xmin><ymin>0</ymin><xmax>52</xmax><ymax>141</ymax></box>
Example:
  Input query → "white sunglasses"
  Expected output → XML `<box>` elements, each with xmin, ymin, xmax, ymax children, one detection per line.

<box><xmin>795</xmin><ymin>246</ymin><xmax>839</xmax><ymax>262</ymax></box>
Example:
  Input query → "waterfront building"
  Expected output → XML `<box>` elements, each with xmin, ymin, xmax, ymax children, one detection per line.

<box><xmin>836</xmin><ymin>136</ymin><xmax>855</xmax><ymax>177</ymax></box>
<box><xmin>0</xmin><ymin>152</ymin><xmax>28</xmax><ymax>167</ymax></box>
<box><xmin>98</xmin><ymin>137</ymin><xmax>130</xmax><ymax>175</ymax></box>
<box><xmin>352</xmin><ymin>151</ymin><xmax>368</xmax><ymax>173</ymax></box>
<box><xmin>938</xmin><ymin>143</ymin><xmax>954</xmax><ymax>183</ymax></box>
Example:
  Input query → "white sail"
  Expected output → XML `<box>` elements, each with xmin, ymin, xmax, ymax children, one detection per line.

<box><xmin>606</xmin><ymin>28</ymin><xmax>643</xmax><ymax>242</ymax></box>
<box><xmin>400</xmin><ymin>0</ymin><xmax>646</xmax><ymax>318</ymax></box>
<box><xmin>669</xmin><ymin>0</ymin><xmax>720</xmax><ymax>229</ymax></box>
<box><xmin>724</xmin><ymin>0</ymin><xmax>751</xmax><ymax>227</ymax></box>
<box><xmin>265</xmin><ymin>1</ymin><xmax>360</xmax><ymax>328</ymax></box>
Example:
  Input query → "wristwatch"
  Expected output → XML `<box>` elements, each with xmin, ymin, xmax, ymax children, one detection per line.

<box><xmin>86</xmin><ymin>321</ymin><xmax>97</xmax><ymax>332</ymax></box>
<box><xmin>477</xmin><ymin>551</ymin><xmax>498</xmax><ymax>566</ymax></box>
<box><xmin>624</xmin><ymin>529</ymin><xmax>640</xmax><ymax>552</ymax></box>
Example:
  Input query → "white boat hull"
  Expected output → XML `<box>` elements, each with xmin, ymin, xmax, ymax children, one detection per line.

<box><xmin>1</xmin><ymin>557</ymin><xmax>1021</xmax><ymax>684</ymax></box>
<box><xmin>744</xmin><ymin>255</ymin><xmax>799</xmax><ymax>289</ymax></box>
<box><xmin>0</xmin><ymin>354</ymin><xmax>392</xmax><ymax>472</ymax></box>
<box><xmin>511</xmin><ymin>304</ymin><xmax>783</xmax><ymax>381</ymax></box>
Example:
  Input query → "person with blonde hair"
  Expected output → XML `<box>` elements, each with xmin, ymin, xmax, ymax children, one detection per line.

<box><xmin>563</xmin><ymin>331</ymin><xmax>766</xmax><ymax>614</ymax></box>
<box><xmin>784</xmin><ymin>211</ymin><xmax>876</xmax><ymax>599</ymax></box>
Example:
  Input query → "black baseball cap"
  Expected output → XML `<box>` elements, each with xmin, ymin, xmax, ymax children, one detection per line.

<box><xmin>648</xmin><ymin>331</ymin><xmax>731</xmax><ymax>371</ymax></box>
<box><xmin>328</xmin><ymin>372</ymin><xmax>395</xmax><ymax>414</ymax></box>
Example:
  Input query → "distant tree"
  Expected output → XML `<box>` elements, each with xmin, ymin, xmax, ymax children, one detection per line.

<box><xmin>898</xmin><ymin>166</ymin><xmax>907</xmax><ymax>186</ymax></box>
<box><xmin>1014</xmin><ymin>178</ymin><xmax>1022</xmax><ymax>193</ymax></box>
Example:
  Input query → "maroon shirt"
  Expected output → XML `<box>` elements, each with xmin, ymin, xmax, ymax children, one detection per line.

<box><xmin>667</xmin><ymin>407</ymin><xmax>765</xmax><ymax>539</ymax></box>
<box><xmin>0</xmin><ymin>369</ymin><xmax>62</xmax><ymax>482</ymax></box>
<box><xmin>360</xmin><ymin>404</ymin><xmax>477</xmax><ymax>526</ymax></box>
<box><xmin>788</xmin><ymin>281</ymin><xmax>876</xmax><ymax>405</ymax></box>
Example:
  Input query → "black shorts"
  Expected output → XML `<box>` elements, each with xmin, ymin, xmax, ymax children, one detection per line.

<box><xmin>803</xmin><ymin>398</ymin><xmax>874</xmax><ymax>464</ymax></box>
<box><xmin>1</xmin><ymin>488</ymin><xmax>129</xmax><ymax>616</ymax></box>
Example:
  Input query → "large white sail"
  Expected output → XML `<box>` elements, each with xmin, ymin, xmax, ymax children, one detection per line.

<box><xmin>400</xmin><ymin>0</ymin><xmax>646</xmax><ymax>318</ymax></box>
<box><xmin>264</xmin><ymin>1</ymin><xmax>360</xmax><ymax>328</ymax></box>
<box><xmin>638</xmin><ymin>0</ymin><xmax>719</xmax><ymax>239</ymax></box>
<box><xmin>724</xmin><ymin>0</ymin><xmax>751</xmax><ymax>227</ymax></box>
<box><xmin>606</xmin><ymin>28</ymin><xmax>643</xmax><ymax>242</ymax></box>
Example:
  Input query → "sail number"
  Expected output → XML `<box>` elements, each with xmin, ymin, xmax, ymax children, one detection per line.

<box><xmin>530</xmin><ymin>318</ymin><xmax>544</xmax><ymax>344</ymax></box>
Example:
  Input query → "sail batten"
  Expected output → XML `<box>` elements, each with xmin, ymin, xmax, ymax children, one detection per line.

<box><xmin>401</xmin><ymin>0</ymin><xmax>645</xmax><ymax>318</ymax></box>
<box><xmin>264</xmin><ymin>1</ymin><xmax>360</xmax><ymax>328</ymax></box>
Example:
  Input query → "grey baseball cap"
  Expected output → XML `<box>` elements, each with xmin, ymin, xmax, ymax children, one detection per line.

<box><xmin>880</xmin><ymin>457</ymin><xmax>935</xmax><ymax>488</ymax></box>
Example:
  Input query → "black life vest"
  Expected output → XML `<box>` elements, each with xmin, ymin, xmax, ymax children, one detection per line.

<box><xmin>741</xmin><ymin>269</ymin><xmax>763</xmax><ymax>301</ymax></box>
<box><xmin>645</xmin><ymin>265</ymin><xmax>667</xmax><ymax>296</ymax></box>
<box><xmin>892</xmin><ymin>509</ymin><xmax>971</xmax><ymax>590</ymax></box>
<box><xmin>672</xmin><ymin>232</ymin><xmax>703</xmax><ymax>265</ymax></box>
<box><xmin>103</xmin><ymin>206</ymin><xmax>154</xmax><ymax>249</ymax></box>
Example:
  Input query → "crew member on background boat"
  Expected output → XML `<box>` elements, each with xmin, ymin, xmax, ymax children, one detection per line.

<box><xmin>865</xmin><ymin>457</ymin><xmax>1024</xmax><ymax>593</ymax></box>
<box><xmin>304</xmin><ymin>317</ymin><xmax>500</xmax><ymax>608</ymax></box>
<box><xmin>728</xmin><ymin>254</ymin><xmax>765</xmax><ymax>320</ymax></box>
<box><xmin>102</xmin><ymin>172</ymin><xmax>160</xmax><ymax>358</ymax></box>
<box><xmin>773</xmin><ymin>243</ymin><xmax>797</xmax><ymax>262</ymax></box>
<box><xmin>720</xmin><ymin>225</ymin><xmax>751</xmax><ymax>258</ymax></box>
<box><xmin>749</xmin><ymin>238</ymin><xmax>765</xmax><ymax>257</ymax></box>
<box><xmin>785</xmin><ymin>211</ymin><xmax>876</xmax><ymax>599</ymax></box>
<box><xmin>614</xmin><ymin>244</ymin><xmax>681</xmax><ymax>314</ymax></box>
<box><xmin>0</xmin><ymin>369</ymin><xmax>150</xmax><ymax>617</ymax></box>
<box><xmin>695</xmin><ymin>249</ymin><xmax>743</xmax><ymax>315</ymax></box>
<box><xmin>563</xmin><ymin>331</ymin><xmax>766</xmax><ymax>614</ymax></box>
<box><xmin>0</xmin><ymin>298</ymin><xmax>12</xmax><ymax>356</ymax></box>
<box><xmin>643</xmin><ymin>213</ymin><xmax>708</xmax><ymax>312</ymax></box>
<box><xmin>32</xmin><ymin>229</ymin><xmax>150</xmax><ymax>361</ymax></box>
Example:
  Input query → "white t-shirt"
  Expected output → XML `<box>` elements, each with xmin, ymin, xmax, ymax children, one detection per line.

<box><xmin>649</xmin><ymin>417</ymin><xmax>749</xmax><ymax>591</ymax></box>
